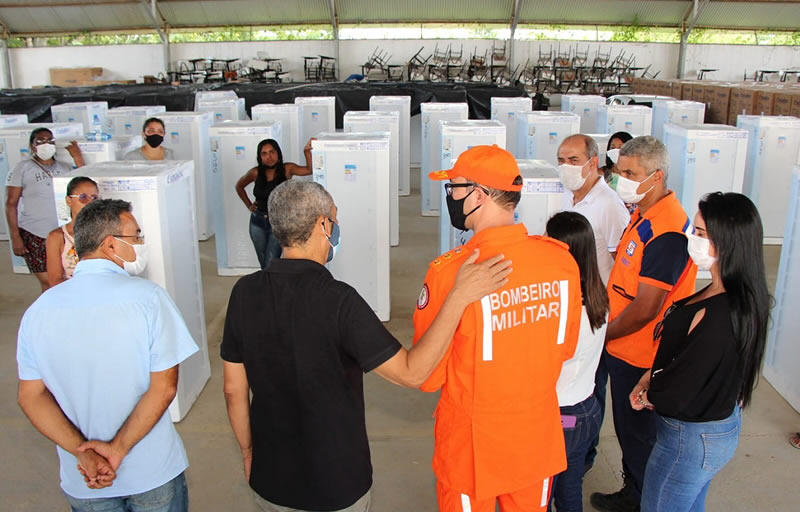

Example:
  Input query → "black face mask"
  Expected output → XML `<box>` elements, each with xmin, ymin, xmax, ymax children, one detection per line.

<box><xmin>145</xmin><ymin>134</ymin><xmax>164</xmax><ymax>148</ymax></box>
<box><xmin>445</xmin><ymin>189</ymin><xmax>481</xmax><ymax>231</ymax></box>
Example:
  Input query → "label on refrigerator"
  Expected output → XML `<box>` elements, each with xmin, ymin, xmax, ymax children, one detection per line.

<box><xmin>522</xmin><ymin>179</ymin><xmax>563</xmax><ymax>195</ymax></box>
<box><xmin>235</xmin><ymin>146</ymin><xmax>247</xmax><ymax>160</ymax></box>
<box><xmin>171</xmin><ymin>132</ymin><xmax>180</xmax><ymax>144</ymax></box>
<box><xmin>312</xmin><ymin>112</ymin><xmax>319</xmax><ymax>121</ymax></box>
<box><xmin>548</xmin><ymin>132</ymin><xmax>558</xmax><ymax>144</ymax></box>
<box><xmin>124</xmin><ymin>123</ymin><xmax>133</xmax><ymax>134</ymax></box>
<box><xmin>709</xmin><ymin>149</ymin><xmax>720</xmax><ymax>163</ymax></box>
<box><xmin>100</xmin><ymin>179</ymin><xmax>156</xmax><ymax>192</ymax></box>
<box><xmin>344</xmin><ymin>164</ymin><xmax>357</xmax><ymax>183</ymax></box>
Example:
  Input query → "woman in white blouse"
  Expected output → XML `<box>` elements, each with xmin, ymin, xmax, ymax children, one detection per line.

<box><xmin>546</xmin><ymin>211</ymin><xmax>611</xmax><ymax>512</ymax></box>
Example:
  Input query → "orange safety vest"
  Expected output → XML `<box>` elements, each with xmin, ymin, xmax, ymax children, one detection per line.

<box><xmin>606</xmin><ymin>192</ymin><xmax>697</xmax><ymax>368</ymax></box>
<box><xmin>413</xmin><ymin>224</ymin><xmax>583</xmax><ymax>500</ymax></box>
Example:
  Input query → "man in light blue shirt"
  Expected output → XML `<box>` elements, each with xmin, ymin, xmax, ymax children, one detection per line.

<box><xmin>17</xmin><ymin>198</ymin><xmax>198</xmax><ymax>511</ymax></box>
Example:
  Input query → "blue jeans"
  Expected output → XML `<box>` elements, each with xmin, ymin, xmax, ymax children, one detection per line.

<box><xmin>607</xmin><ymin>351</ymin><xmax>657</xmax><ymax>499</ymax></box>
<box><xmin>65</xmin><ymin>472</ymin><xmax>187</xmax><ymax>512</ymax></box>
<box><xmin>552</xmin><ymin>395</ymin><xmax>603</xmax><ymax>512</ymax></box>
<box><xmin>585</xmin><ymin>353</ymin><xmax>608</xmax><ymax>468</ymax></box>
<box><xmin>641</xmin><ymin>408</ymin><xmax>741</xmax><ymax>512</ymax></box>
<box><xmin>249</xmin><ymin>212</ymin><xmax>281</xmax><ymax>270</ymax></box>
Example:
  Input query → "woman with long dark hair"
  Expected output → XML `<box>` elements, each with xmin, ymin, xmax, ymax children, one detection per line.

<box><xmin>546</xmin><ymin>211</ymin><xmax>611</xmax><ymax>512</ymax></box>
<box><xmin>235</xmin><ymin>138</ymin><xmax>313</xmax><ymax>270</ymax></box>
<box><xmin>631</xmin><ymin>192</ymin><xmax>771</xmax><ymax>512</ymax></box>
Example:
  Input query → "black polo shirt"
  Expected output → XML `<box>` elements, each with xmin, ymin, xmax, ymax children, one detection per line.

<box><xmin>220</xmin><ymin>258</ymin><xmax>401</xmax><ymax>511</ymax></box>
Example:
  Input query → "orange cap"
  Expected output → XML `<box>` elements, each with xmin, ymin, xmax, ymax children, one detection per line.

<box><xmin>429</xmin><ymin>145</ymin><xmax>522</xmax><ymax>192</ymax></box>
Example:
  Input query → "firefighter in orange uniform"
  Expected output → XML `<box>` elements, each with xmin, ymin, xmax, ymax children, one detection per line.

<box><xmin>413</xmin><ymin>145</ymin><xmax>584</xmax><ymax>512</ymax></box>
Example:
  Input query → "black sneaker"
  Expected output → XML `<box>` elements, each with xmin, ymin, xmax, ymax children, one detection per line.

<box><xmin>589</xmin><ymin>483</ymin><xmax>640</xmax><ymax>512</ymax></box>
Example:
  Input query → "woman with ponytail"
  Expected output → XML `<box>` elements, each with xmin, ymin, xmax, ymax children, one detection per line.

<box><xmin>631</xmin><ymin>192</ymin><xmax>771</xmax><ymax>512</ymax></box>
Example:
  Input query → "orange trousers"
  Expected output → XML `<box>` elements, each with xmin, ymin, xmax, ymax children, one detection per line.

<box><xmin>436</xmin><ymin>478</ymin><xmax>553</xmax><ymax>512</ymax></box>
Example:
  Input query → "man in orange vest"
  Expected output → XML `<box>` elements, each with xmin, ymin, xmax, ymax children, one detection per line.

<box><xmin>414</xmin><ymin>145</ymin><xmax>584</xmax><ymax>512</ymax></box>
<box><xmin>590</xmin><ymin>136</ymin><xmax>697</xmax><ymax>512</ymax></box>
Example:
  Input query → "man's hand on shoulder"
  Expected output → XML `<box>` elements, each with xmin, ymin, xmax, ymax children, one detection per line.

<box><xmin>449</xmin><ymin>249</ymin><xmax>512</xmax><ymax>308</ymax></box>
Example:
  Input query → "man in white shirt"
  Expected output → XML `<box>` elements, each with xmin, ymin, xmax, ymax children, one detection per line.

<box><xmin>556</xmin><ymin>134</ymin><xmax>630</xmax><ymax>476</ymax></box>
<box><xmin>557</xmin><ymin>134</ymin><xmax>630</xmax><ymax>284</ymax></box>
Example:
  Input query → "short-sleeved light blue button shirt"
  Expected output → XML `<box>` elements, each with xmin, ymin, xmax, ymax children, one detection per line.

<box><xmin>17</xmin><ymin>258</ymin><xmax>199</xmax><ymax>499</ymax></box>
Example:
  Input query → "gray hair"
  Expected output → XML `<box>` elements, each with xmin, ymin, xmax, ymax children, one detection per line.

<box><xmin>561</xmin><ymin>134</ymin><xmax>598</xmax><ymax>161</ymax></box>
<box><xmin>619</xmin><ymin>135</ymin><xmax>669</xmax><ymax>178</ymax></box>
<box><xmin>74</xmin><ymin>199</ymin><xmax>132</xmax><ymax>258</ymax></box>
<box><xmin>268</xmin><ymin>180</ymin><xmax>334</xmax><ymax>247</ymax></box>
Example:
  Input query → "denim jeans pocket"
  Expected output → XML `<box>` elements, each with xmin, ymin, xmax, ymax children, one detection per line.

<box><xmin>661</xmin><ymin>415</ymin><xmax>682</xmax><ymax>431</ymax></box>
<box><xmin>701</xmin><ymin>425</ymin><xmax>739</xmax><ymax>472</ymax></box>
<box><xmin>127</xmin><ymin>477</ymin><xmax>177</xmax><ymax>511</ymax></box>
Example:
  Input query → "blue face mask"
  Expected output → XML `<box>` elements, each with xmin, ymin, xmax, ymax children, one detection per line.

<box><xmin>324</xmin><ymin>219</ymin><xmax>340</xmax><ymax>263</ymax></box>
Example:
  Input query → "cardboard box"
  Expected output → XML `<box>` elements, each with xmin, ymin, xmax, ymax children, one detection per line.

<box><xmin>774</xmin><ymin>91</ymin><xmax>797</xmax><ymax>115</ymax></box>
<box><xmin>671</xmin><ymin>81</ymin><xmax>683</xmax><ymax>99</ymax></box>
<box><xmin>49</xmin><ymin>67</ymin><xmax>103</xmax><ymax>86</ymax></box>
<box><xmin>692</xmin><ymin>83</ymin><xmax>708</xmax><ymax>103</ymax></box>
<box><xmin>681</xmin><ymin>81</ymin><xmax>695</xmax><ymax>100</ymax></box>
<box><xmin>706</xmin><ymin>84</ymin><xmax>732</xmax><ymax>124</ymax></box>
<box><xmin>729</xmin><ymin>86</ymin><xmax>760</xmax><ymax>125</ymax></box>
<box><xmin>757</xmin><ymin>89</ymin><xmax>779</xmax><ymax>115</ymax></box>
<box><xmin>791</xmin><ymin>94</ymin><xmax>800</xmax><ymax>118</ymax></box>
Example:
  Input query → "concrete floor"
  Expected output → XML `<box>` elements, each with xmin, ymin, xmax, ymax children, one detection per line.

<box><xmin>2</xmin><ymin>175</ymin><xmax>799</xmax><ymax>511</ymax></box>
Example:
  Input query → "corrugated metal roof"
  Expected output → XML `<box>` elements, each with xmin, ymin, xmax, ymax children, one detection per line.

<box><xmin>336</xmin><ymin>0</ymin><xmax>515</xmax><ymax>23</ymax></box>
<box><xmin>518</xmin><ymin>0</ymin><xmax>690</xmax><ymax>27</ymax></box>
<box><xmin>0</xmin><ymin>0</ymin><xmax>798</xmax><ymax>34</ymax></box>
<box><xmin>697</xmin><ymin>2</ymin><xmax>800</xmax><ymax>30</ymax></box>
<box><xmin>158</xmin><ymin>0</ymin><xmax>331</xmax><ymax>28</ymax></box>
<box><xmin>0</xmin><ymin>4</ymin><xmax>153</xmax><ymax>34</ymax></box>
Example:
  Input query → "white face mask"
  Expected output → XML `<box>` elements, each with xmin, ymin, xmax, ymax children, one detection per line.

<box><xmin>687</xmin><ymin>233</ymin><xmax>716</xmax><ymax>271</ymax></box>
<box><xmin>36</xmin><ymin>143</ymin><xmax>56</xmax><ymax>161</ymax></box>
<box><xmin>557</xmin><ymin>161</ymin><xmax>589</xmax><ymax>191</ymax></box>
<box><xmin>607</xmin><ymin>148</ymin><xmax>620</xmax><ymax>164</ymax></box>
<box><xmin>113</xmin><ymin>237</ymin><xmax>149</xmax><ymax>276</ymax></box>
<box><xmin>616</xmin><ymin>172</ymin><xmax>656</xmax><ymax>204</ymax></box>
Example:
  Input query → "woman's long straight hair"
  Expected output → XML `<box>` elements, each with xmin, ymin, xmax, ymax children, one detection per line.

<box><xmin>546</xmin><ymin>211</ymin><xmax>609</xmax><ymax>332</ymax></box>
<box><xmin>698</xmin><ymin>192</ymin><xmax>772</xmax><ymax>408</ymax></box>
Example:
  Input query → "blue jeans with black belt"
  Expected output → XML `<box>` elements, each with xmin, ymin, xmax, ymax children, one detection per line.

<box><xmin>551</xmin><ymin>394</ymin><xmax>603</xmax><ymax>512</ymax></box>
<box><xmin>641</xmin><ymin>407</ymin><xmax>741</xmax><ymax>512</ymax></box>
<box><xmin>249</xmin><ymin>211</ymin><xmax>281</xmax><ymax>270</ymax></box>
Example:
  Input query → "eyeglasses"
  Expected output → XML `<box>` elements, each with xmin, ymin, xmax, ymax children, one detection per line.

<box><xmin>69</xmin><ymin>193</ymin><xmax>102</xmax><ymax>204</ymax></box>
<box><xmin>652</xmin><ymin>302</ymin><xmax>679</xmax><ymax>341</ymax></box>
<box><xmin>34</xmin><ymin>138</ymin><xmax>55</xmax><ymax>145</ymax></box>
<box><xmin>112</xmin><ymin>234</ymin><xmax>145</xmax><ymax>244</ymax></box>
<box><xmin>444</xmin><ymin>182</ymin><xmax>489</xmax><ymax>197</ymax></box>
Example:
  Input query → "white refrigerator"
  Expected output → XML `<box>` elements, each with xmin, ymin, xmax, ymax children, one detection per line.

<box><xmin>209</xmin><ymin>121</ymin><xmax>283</xmax><ymax>276</ymax></box>
<box><xmin>0</xmin><ymin>114</ymin><xmax>28</xmax><ymax>127</ymax></box>
<box><xmin>438</xmin><ymin>120</ymin><xmax>506</xmax><ymax>255</ymax></box>
<box><xmin>251</xmin><ymin>104</ymin><xmax>304</xmax><ymax>163</ymax></box>
<box><xmin>52</xmin><ymin>161</ymin><xmax>210</xmax><ymax>422</ymax></box>
<box><xmin>370</xmin><ymin>96</ymin><xmax>411</xmax><ymax>196</ymax></box>
<box><xmin>312</xmin><ymin>133</ymin><xmax>391</xmax><ymax>322</ymax></box>
<box><xmin>0</xmin><ymin>123</ymin><xmax>84</xmax><ymax>270</ymax></box>
<box><xmin>737</xmin><ymin>115</ymin><xmax>800</xmax><ymax>244</ymax></box>
<box><xmin>596</xmin><ymin>105</ymin><xmax>653</xmax><ymax>136</ymax></box>
<box><xmin>516</xmin><ymin>111</ymin><xmax>581</xmax><ymax>165</ymax></box>
<box><xmin>158</xmin><ymin>112</ymin><xmax>215</xmax><ymax>240</ymax></box>
<box><xmin>663</xmin><ymin>123</ymin><xmax>749</xmax><ymax>222</ymax></box>
<box><xmin>196</xmin><ymin>98</ymin><xmax>248</xmax><ymax>123</ymax></box>
<box><xmin>651</xmin><ymin>100</ymin><xmax>706</xmax><ymax>141</ymax></box>
<box><xmin>344</xmin><ymin>111</ymin><xmax>400</xmax><ymax>247</ymax></box>
<box><xmin>51</xmin><ymin>102</ymin><xmax>109</xmax><ymax>134</ymax></box>
<box><xmin>55</xmin><ymin>136</ymin><xmax>142</xmax><ymax>168</ymax></box>
<box><xmin>515</xmin><ymin>160</ymin><xmax>565</xmax><ymax>236</ymax></box>
<box><xmin>764</xmin><ymin>166</ymin><xmax>800</xmax><ymax>412</ymax></box>
<box><xmin>420</xmin><ymin>102</ymin><xmax>469</xmax><ymax>216</ymax></box>
<box><xmin>294</xmin><ymin>97</ymin><xmax>336</xmax><ymax>144</ymax></box>
<box><xmin>491</xmin><ymin>96</ymin><xmax>533</xmax><ymax>159</ymax></box>
<box><xmin>562</xmin><ymin>95</ymin><xmax>606</xmax><ymax>134</ymax></box>
<box><xmin>106</xmin><ymin>106</ymin><xmax>167</xmax><ymax>136</ymax></box>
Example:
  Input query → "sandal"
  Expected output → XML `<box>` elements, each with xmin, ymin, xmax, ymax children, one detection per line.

<box><xmin>791</xmin><ymin>433</ymin><xmax>800</xmax><ymax>449</ymax></box>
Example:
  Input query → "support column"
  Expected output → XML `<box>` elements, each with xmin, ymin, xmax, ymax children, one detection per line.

<box><xmin>509</xmin><ymin>0</ymin><xmax>523</xmax><ymax>74</ymax></box>
<box><xmin>676</xmin><ymin>0</ymin><xmax>709</xmax><ymax>79</ymax></box>
<box><xmin>328</xmin><ymin>0</ymin><xmax>339</xmax><ymax>80</ymax></box>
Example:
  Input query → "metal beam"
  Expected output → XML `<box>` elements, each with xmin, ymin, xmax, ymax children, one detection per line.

<box><xmin>677</xmin><ymin>0</ymin><xmax>710</xmax><ymax>79</ymax></box>
<box><xmin>509</xmin><ymin>0</ymin><xmax>523</xmax><ymax>74</ymax></box>
<box><xmin>327</xmin><ymin>0</ymin><xmax>339</xmax><ymax>80</ymax></box>
<box><xmin>140</xmin><ymin>0</ymin><xmax>170</xmax><ymax>75</ymax></box>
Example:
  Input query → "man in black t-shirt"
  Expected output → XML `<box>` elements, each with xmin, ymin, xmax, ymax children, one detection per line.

<box><xmin>221</xmin><ymin>180</ymin><xmax>510</xmax><ymax>512</ymax></box>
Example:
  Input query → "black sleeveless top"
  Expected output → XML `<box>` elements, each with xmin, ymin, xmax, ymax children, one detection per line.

<box><xmin>253</xmin><ymin>166</ymin><xmax>286</xmax><ymax>213</ymax></box>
